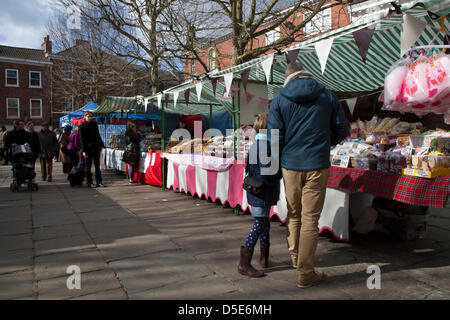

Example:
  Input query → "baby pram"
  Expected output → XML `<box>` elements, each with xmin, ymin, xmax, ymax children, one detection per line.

<box><xmin>10</xmin><ymin>145</ymin><xmax>38</xmax><ymax>192</ymax></box>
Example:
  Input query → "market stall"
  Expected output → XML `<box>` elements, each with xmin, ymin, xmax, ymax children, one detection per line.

<box><xmin>147</xmin><ymin>0</ymin><xmax>450</xmax><ymax>241</ymax></box>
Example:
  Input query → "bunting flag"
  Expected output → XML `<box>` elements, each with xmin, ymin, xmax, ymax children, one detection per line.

<box><xmin>150</xmin><ymin>98</ymin><xmax>154</xmax><ymax>111</ymax></box>
<box><xmin>286</xmin><ymin>49</ymin><xmax>299</xmax><ymax>64</ymax></box>
<box><xmin>144</xmin><ymin>98</ymin><xmax>148</xmax><ymax>112</ymax></box>
<box><xmin>222</xmin><ymin>86</ymin><xmax>228</xmax><ymax>99</ymax></box>
<box><xmin>352</xmin><ymin>25</ymin><xmax>376</xmax><ymax>63</ymax></box>
<box><xmin>224</xmin><ymin>73</ymin><xmax>233</xmax><ymax>99</ymax></box>
<box><xmin>184</xmin><ymin>88</ymin><xmax>190</xmax><ymax>106</ymax></box>
<box><xmin>230</xmin><ymin>84</ymin><xmax>240</xmax><ymax>98</ymax></box>
<box><xmin>165</xmin><ymin>93</ymin><xmax>170</xmax><ymax>108</ymax></box>
<box><xmin>173</xmin><ymin>91</ymin><xmax>179</xmax><ymax>108</ymax></box>
<box><xmin>240</xmin><ymin>68</ymin><xmax>251</xmax><ymax>91</ymax></box>
<box><xmin>211</xmin><ymin>78</ymin><xmax>218</xmax><ymax>96</ymax></box>
<box><xmin>259</xmin><ymin>97</ymin><xmax>271</xmax><ymax>109</ymax></box>
<box><xmin>261</xmin><ymin>55</ymin><xmax>274</xmax><ymax>84</ymax></box>
<box><xmin>401</xmin><ymin>14</ymin><xmax>427</xmax><ymax>57</ymax></box>
<box><xmin>245</xmin><ymin>91</ymin><xmax>255</xmax><ymax>104</ymax></box>
<box><xmin>195</xmin><ymin>82</ymin><xmax>203</xmax><ymax>102</ymax></box>
<box><xmin>314</xmin><ymin>37</ymin><xmax>334</xmax><ymax>74</ymax></box>
<box><xmin>157</xmin><ymin>94</ymin><xmax>162</xmax><ymax>109</ymax></box>
<box><xmin>346</xmin><ymin>97</ymin><xmax>358</xmax><ymax>116</ymax></box>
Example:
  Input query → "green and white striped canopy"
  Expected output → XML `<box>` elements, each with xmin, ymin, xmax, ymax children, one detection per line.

<box><xmin>147</xmin><ymin>0</ymin><xmax>449</xmax><ymax>115</ymax></box>
<box><xmin>93</xmin><ymin>96</ymin><xmax>143</xmax><ymax>114</ymax></box>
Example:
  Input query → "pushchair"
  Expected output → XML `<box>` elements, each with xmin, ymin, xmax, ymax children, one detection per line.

<box><xmin>10</xmin><ymin>145</ymin><xmax>38</xmax><ymax>192</ymax></box>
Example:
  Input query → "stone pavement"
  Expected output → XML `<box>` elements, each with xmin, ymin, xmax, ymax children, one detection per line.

<box><xmin>0</xmin><ymin>161</ymin><xmax>449</xmax><ymax>300</ymax></box>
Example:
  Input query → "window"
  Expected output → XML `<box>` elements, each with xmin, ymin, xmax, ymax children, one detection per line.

<box><xmin>30</xmin><ymin>99</ymin><xmax>42</xmax><ymax>118</ymax></box>
<box><xmin>5</xmin><ymin>69</ymin><xmax>19</xmax><ymax>87</ymax></box>
<box><xmin>124</xmin><ymin>74</ymin><xmax>133</xmax><ymax>86</ymax></box>
<box><xmin>29</xmin><ymin>71</ymin><xmax>42</xmax><ymax>88</ymax></box>
<box><xmin>304</xmin><ymin>8</ymin><xmax>332</xmax><ymax>35</ymax></box>
<box><xmin>209</xmin><ymin>49</ymin><xmax>216</xmax><ymax>71</ymax></box>
<box><xmin>62</xmin><ymin>64</ymin><xmax>73</xmax><ymax>80</ymax></box>
<box><xmin>6</xmin><ymin>98</ymin><xmax>20</xmax><ymax>118</ymax></box>
<box><xmin>266</xmin><ymin>27</ymin><xmax>281</xmax><ymax>46</ymax></box>
<box><xmin>190</xmin><ymin>61</ymin><xmax>197</xmax><ymax>75</ymax></box>
<box><xmin>61</xmin><ymin>97</ymin><xmax>74</xmax><ymax>113</ymax></box>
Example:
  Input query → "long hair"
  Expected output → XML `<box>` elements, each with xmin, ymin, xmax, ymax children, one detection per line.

<box><xmin>125</xmin><ymin>122</ymin><xmax>136</xmax><ymax>135</ymax></box>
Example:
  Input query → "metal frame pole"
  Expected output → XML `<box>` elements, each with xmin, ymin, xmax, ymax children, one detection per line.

<box><xmin>161</xmin><ymin>99</ymin><xmax>166</xmax><ymax>190</ymax></box>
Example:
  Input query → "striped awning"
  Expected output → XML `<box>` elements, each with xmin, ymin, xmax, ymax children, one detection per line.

<box><xmin>93</xmin><ymin>96</ymin><xmax>143</xmax><ymax>114</ymax></box>
<box><xmin>148</xmin><ymin>0</ymin><xmax>449</xmax><ymax>115</ymax></box>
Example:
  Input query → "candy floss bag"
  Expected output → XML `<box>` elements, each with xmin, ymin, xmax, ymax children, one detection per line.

<box><xmin>383</xmin><ymin>58</ymin><xmax>409</xmax><ymax>111</ymax></box>
<box><xmin>401</xmin><ymin>55</ymin><xmax>430</xmax><ymax>111</ymax></box>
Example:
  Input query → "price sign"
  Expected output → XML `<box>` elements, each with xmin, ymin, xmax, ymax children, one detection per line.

<box><xmin>331</xmin><ymin>155</ymin><xmax>350</xmax><ymax>168</ymax></box>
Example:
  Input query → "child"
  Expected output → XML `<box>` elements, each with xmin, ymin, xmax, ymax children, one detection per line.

<box><xmin>238</xmin><ymin>113</ymin><xmax>281</xmax><ymax>278</ymax></box>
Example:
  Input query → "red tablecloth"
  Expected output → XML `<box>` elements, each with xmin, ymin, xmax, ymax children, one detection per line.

<box><xmin>127</xmin><ymin>152</ymin><xmax>162</xmax><ymax>187</ymax></box>
<box><xmin>328</xmin><ymin>167</ymin><xmax>450</xmax><ymax>208</ymax></box>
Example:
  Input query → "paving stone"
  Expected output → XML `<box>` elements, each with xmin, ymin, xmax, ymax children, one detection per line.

<box><xmin>0</xmin><ymin>234</ymin><xmax>33</xmax><ymax>252</ymax></box>
<box><xmin>35</xmin><ymin>248</ymin><xmax>109</xmax><ymax>280</ymax></box>
<box><xmin>83</xmin><ymin>218</ymin><xmax>158</xmax><ymax>239</ymax></box>
<box><xmin>0</xmin><ymin>220</ymin><xmax>31</xmax><ymax>236</ymax></box>
<box><xmin>0</xmin><ymin>270</ymin><xmax>34</xmax><ymax>300</ymax></box>
<box><xmin>109</xmin><ymin>250</ymin><xmax>213</xmax><ymax>293</ymax></box>
<box><xmin>34</xmin><ymin>223</ymin><xmax>86</xmax><ymax>241</ymax></box>
<box><xmin>0</xmin><ymin>250</ymin><xmax>33</xmax><ymax>275</ymax></box>
<box><xmin>33</xmin><ymin>215</ymin><xmax>80</xmax><ymax>228</ymax></box>
<box><xmin>130</xmin><ymin>275</ymin><xmax>236</xmax><ymax>300</ymax></box>
<box><xmin>68</xmin><ymin>288</ymin><xmax>128</xmax><ymax>300</ymax></box>
<box><xmin>95</xmin><ymin>233</ymin><xmax>179</xmax><ymax>262</ymax></box>
<box><xmin>171</xmin><ymin>232</ymin><xmax>242</xmax><ymax>255</ymax></box>
<box><xmin>37</xmin><ymin>269</ymin><xmax>121</xmax><ymax>300</ymax></box>
<box><xmin>0</xmin><ymin>209</ymin><xmax>31</xmax><ymax>223</ymax></box>
<box><xmin>35</xmin><ymin>234</ymin><xmax>96</xmax><ymax>256</ymax></box>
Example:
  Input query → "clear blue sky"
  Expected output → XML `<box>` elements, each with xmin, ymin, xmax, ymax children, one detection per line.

<box><xmin>0</xmin><ymin>0</ymin><xmax>55</xmax><ymax>49</ymax></box>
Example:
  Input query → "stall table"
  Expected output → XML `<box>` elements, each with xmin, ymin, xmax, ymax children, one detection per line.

<box><xmin>164</xmin><ymin>154</ymin><xmax>450</xmax><ymax>242</ymax></box>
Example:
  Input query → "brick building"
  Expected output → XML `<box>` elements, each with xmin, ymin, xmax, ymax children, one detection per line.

<box><xmin>0</xmin><ymin>45</ymin><xmax>52</xmax><ymax>129</ymax></box>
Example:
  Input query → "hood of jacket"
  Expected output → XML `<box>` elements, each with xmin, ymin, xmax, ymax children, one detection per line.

<box><xmin>280</xmin><ymin>77</ymin><xmax>325</xmax><ymax>105</ymax></box>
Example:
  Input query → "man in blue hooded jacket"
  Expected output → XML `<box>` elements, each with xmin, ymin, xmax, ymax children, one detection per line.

<box><xmin>268</xmin><ymin>61</ymin><xmax>349</xmax><ymax>288</ymax></box>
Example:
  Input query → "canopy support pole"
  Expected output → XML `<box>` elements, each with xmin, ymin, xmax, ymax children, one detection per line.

<box><xmin>161</xmin><ymin>99</ymin><xmax>166</xmax><ymax>191</ymax></box>
<box><xmin>232</xmin><ymin>92</ymin><xmax>239</xmax><ymax>216</ymax></box>
<box><xmin>209</xmin><ymin>104</ymin><xmax>213</xmax><ymax>129</ymax></box>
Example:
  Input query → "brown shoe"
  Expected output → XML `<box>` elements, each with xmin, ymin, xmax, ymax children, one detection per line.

<box><xmin>238</xmin><ymin>246</ymin><xmax>264</xmax><ymax>278</ymax></box>
<box><xmin>259</xmin><ymin>244</ymin><xmax>270</xmax><ymax>268</ymax></box>
<box><xmin>297</xmin><ymin>271</ymin><xmax>325</xmax><ymax>288</ymax></box>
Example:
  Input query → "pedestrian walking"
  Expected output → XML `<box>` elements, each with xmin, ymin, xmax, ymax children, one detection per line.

<box><xmin>38</xmin><ymin>121</ymin><xmax>58</xmax><ymax>182</ymax></box>
<box><xmin>25</xmin><ymin>121</ymin><xmax>41</xmax><ymax>170</ymax></box>
<box><xmin>268</xmin><ymin>61</ymin><xmax>349</xmax><ymax>288</ymax></box>
<box><xmin>0</xmin><ymin>126</ymin><xmax>8</xmax><ymax>165</ymax></box>
<box><xmin>79</xmin><ymin>111</ymin><xmax>105</xmax><ymax>188</ymax></box>
<box><xmin>54</xmin><ymin>128</ymin><xmax>61</xmax><ymax>162</ymax></box>
<box><xmin>238</xmin><ymin>113</ymin><xmax>281</xmax><ymax>278</ymax></box>
<box><xmin>59</xmin><ymin>125</ymin><xmax>72</xmax><ymax>174</ymax></box>
<box><xmin>124</xmin><ymin>122</ymin><xmax>141</xmax><ymax>184</ymax></box>
<box><xmin>67</xmin><ymin>127</ymin><xmax>81</xmax><ymax>170</ymax></box>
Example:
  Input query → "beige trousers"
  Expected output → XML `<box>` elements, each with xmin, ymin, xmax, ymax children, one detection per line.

<box><xmin>282</xmin><ymin>168</ymin><xmax>329</xmax><ymax>281</ymax></box>
<box><xmin>40</xmin><ymin>157</ymin><xmax>53</xmax><ymax>179</ymax></box>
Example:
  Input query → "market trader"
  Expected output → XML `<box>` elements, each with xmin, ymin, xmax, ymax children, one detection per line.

<box><xmin>78</xmin><ymin>111</ymin><xmax>105</xmax><ymax>188</ymax></box>
<box><xmin>268</xmin><ymin>61</ymin><xmax>349</xmax><ymax>289</ymax></box>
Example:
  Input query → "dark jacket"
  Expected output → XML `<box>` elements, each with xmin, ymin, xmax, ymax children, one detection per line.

<box><xmin>268</xmin><ymin>77</ymin><xmax>350</xmax><ymax>171</ymax></box>
<box><xmin>28</xmin><ymin>131</ymin><xmax>41</xmax><ymax>159</ymax></box>
<box><xmin>246</xmin><ymin>134</ymin><xmax>281</xmax><ymax>208</ymax></box>
<box><xmin>78</xmin><ymin>120</ymin><xmax>104</xmax><ymax>156</ymax></box>
<box><xmin>125</xmin><ymin>131</ymin><xmax>141</xmax><ymax>153</ymax></box>
<box><xmin>38</xmin><ymin>129</ymin><xmax>58</xmax><ymax>158</ymax></box>
<box><xmin>5</xmin><ymin>129</ymin><xmax>30</xmax><ymax>148</ymax></box>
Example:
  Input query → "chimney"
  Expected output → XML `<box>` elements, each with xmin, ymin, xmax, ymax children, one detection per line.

<box><xmin>41</xmin><ymin>35</ymin><xmax>52</xmax><ymax>54</ymax></box>
<box><xmin>72</xmin><ymin>39</ymin><xmax>89</xmax><ymax>47</ymax></box>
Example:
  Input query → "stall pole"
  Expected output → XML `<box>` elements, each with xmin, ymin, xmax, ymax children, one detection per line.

<box><xmin>232</xmin><ymin>92</ymin><xmax>239</xmax><ymax>216</ymax></box>
<box><xmin>161</xmin><ymin>99</ymin><xmax>166</xmax><ymax>191</ymax></box>
<box><xmin>209</xmin><ymin>104</ymin><xmax>213</xmax><ymax>130</ymax></box>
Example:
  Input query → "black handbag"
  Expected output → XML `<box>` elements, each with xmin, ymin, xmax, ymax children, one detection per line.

<box><xmin>121</xmin><ymin>151</ymin><xmax>138</xmax><ymax>164</ymax></box>
<box><xmin>243</xmin><ymin>175</ymin><xmax>266</xmax><ymax>198</ymax></box>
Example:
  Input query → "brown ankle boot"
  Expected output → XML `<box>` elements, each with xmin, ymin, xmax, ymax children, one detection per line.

<box><xmin>238</xmin><ymin>246</ymin><xmax>264</xmax><ymax>277</ymax></box>
<box><xmin>259</xmin><ymin>244</ymin><xmax>269</xmax><ymax>268</ymax></box>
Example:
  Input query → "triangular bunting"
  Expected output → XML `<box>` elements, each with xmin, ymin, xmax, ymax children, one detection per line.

<box><xmin>285</xmin><ymin>49</ymin><xmax>299</xmax><ymax>64</ymax></box>
<box><xmin>346</xmin><ymin>98</ymin><xmax>358</xmax><ymax>116</ymax></box>
<box><xmin>224</xmin><ymin>73</ymin><xmax>233</xmax><ymax>99</ymax></box>
<box><xmin>211</xmin><ymin>78</ymin><xmax>218</xmax><ymax>96</ymax></box>
<box><xmin>352</xmin><ymin>26</ymin><xmax>375</xmax><ymax>63</ymax></box>
<box><xmin>314</xmin><ymin>37</ymin><xmax>334</xmax><ymax>74</ymax></box>
<box><xmin>184</xmin><ymin>88</ymin><xmax>190</xmax><ymax>106</ymax></box>
<box><xmin>195</xmin><ymin>82</ymin><xmax>203</xmax><ymax>102</ymax></box>
<box><xmin>401</xmin><ymin>14</ymin><xmax>427</xmax><ymax>57</ymax></box>
<box><xmin>157</xmin><ymin>94</ymin><xmax>162</xmax><ymax>109</ymax></box>
<box><xmin>230</xmin><ymin>84</ymin><xmax>240</xmax><ymax>97</ymax></box>
<box><xmin>173</xmin><ymin>91</ymin><xmax>179</xmax><ymax>108</ymax></box>
<box><xmin>245</xmin><ymin>91</ymin><xmax>255</xmax><ymax>104</ymax></box>
<box><xmin>240</xmin><ymin>68</ymin><xmax>250</xmax><ymax>91</ymax></box>
<box><xmin>259</xmin><ymin>97</ymin><xmax>271</xmax><ymax>109</ymax></box>
<box><xmin>261</xmin><ymin>55</ymin><xmax>274</xmax><ymax>84</ymax></box>
<box><xmin>150</xmin><ymin>98</ymin><xmax>154</xmax><ymax>111</ymax></box>
<box><xmin>144</xmin><ymin>98</ymin><xmax>148</xmax><ymax>112</ymax></box>
<box><xmin>164</xmin><ymin>93</ymin><xmax>169</xmax><ymax>108</ymax></box>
